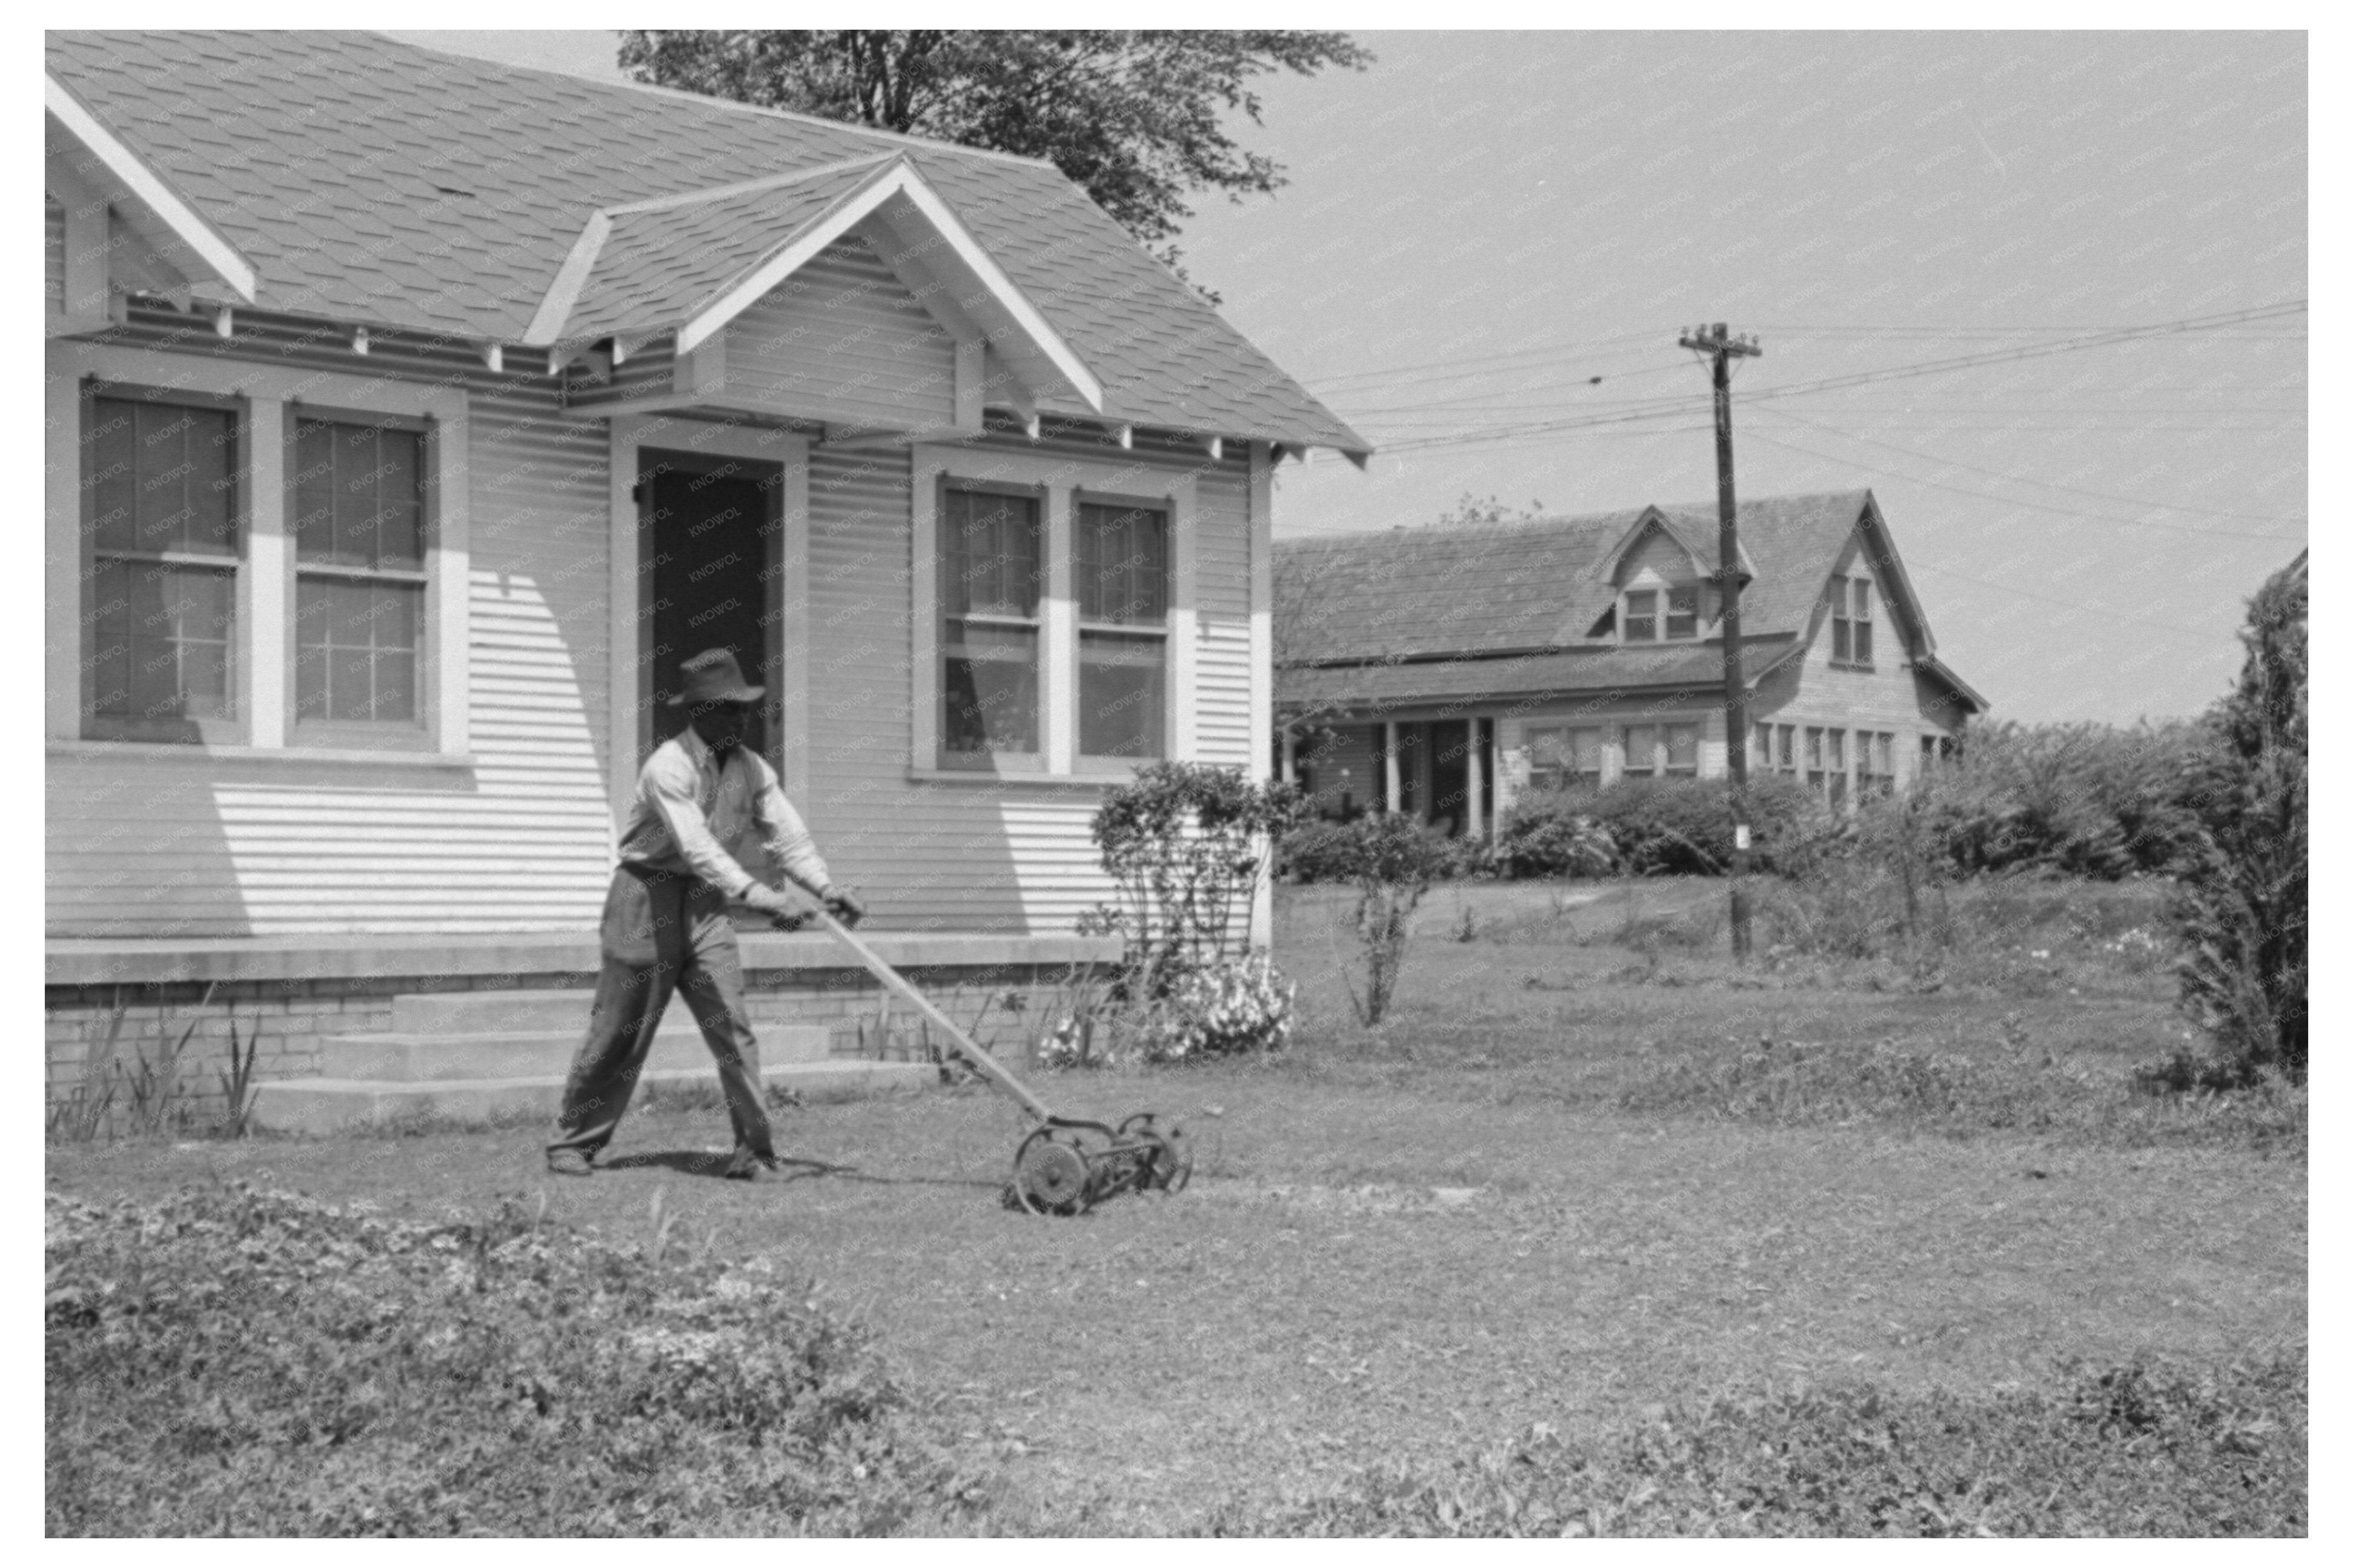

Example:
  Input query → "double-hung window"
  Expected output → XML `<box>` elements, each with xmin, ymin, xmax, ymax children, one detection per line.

<box><xmin>1862</xmin><ymin>731</ymin><xmax>1896</xmax><ymax>796</ymax></box>
<box><xmin>940</xmin><ymin>487</ymin><xmax>1043</xmax><ymax>760</ymax></box>
<box><xmin>1804</xmin><ymin>726</ymin><xmax>1825</xmax><ymax>793</ymax></box>
<box><xmin>1827</xmin><ymin>728</ymin><xmax>1849</xmax><ymax>809</ymax></box>
<box><xmin>84</xmin><ymin>390</ymin><xmax>241</xmax><ymax>742</ymax></box>
<box><xmin>291</xmin><ymin>413</ymin><xmax>429</xmax><ymax>741</ymax></box>
<box><xmin>1831</xmin><ymin>576</ymin><xmax>1874</xmax><ymax>666</ymax></box>
<box><xmin>1665</xmin><ymin>585</ymin><xmax>1701</xmax><ymax>639</ymax></box>
<box><xmin>1622</xmin><ymin>723</ymin><xmax>1658</xmax><ymax>778</ymax></box>
<box><xmin>1662</xmin><ymin>722</ymin><xmax>1699</xmax><ymax>777</ymax></box>
<box><xmin>1075</xmin><ymin>499</ymin><xmax>1169</xmax><ymax>760</ymax></box>
<box><xmin>1525</xmin><ymin>724</ymin><xmax>1602</xmax><ymax>790</ymax></box>
<box><xmin>1622</xmin><ymin>589</ymin><xmax>1658</xmax><ymax>642</ymax></box>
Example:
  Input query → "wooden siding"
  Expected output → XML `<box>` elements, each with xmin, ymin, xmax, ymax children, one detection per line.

<box><xmin>48</xmin><ymin>313</ymin><xmax>619</xmax><ymax>937</ymax></box>
<box><xmin>721</xmin><ymin>234</ymin><xmax>957</xmax><ymax>430</ymax></box>
<box><xmin>45</xmin><ymin>194</ymin><xmax>65</xmax><ymax>306</ymax></box>
<box><xmin>798</xmin><ymin>428</ymin><xmax>1254</xmax><ymax>932</ymax></box>
<box><xmin>47</xmin><ymin>307</ymin><xmax>1266</xmax><ymax>938</ymax></box>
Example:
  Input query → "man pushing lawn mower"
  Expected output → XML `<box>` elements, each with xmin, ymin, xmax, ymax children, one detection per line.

<box><xmin>545</xmin><ymin>648</ymin><xmax>865</xmax><ymax>1182</ymax></box>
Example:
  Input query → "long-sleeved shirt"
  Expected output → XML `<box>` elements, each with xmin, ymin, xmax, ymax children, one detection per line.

<box><xmin>616</xmin><ymin>725</ymin><xmax>834</xmax><ymax>902</ymax></box>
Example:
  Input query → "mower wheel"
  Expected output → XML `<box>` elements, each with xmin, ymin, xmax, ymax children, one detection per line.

<box><xmin>1013</xmin><ymin>1127</ymin><xmax>1094</xmax><ymax>1216</ymax></box>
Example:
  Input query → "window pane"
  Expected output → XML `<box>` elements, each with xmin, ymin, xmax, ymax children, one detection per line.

<box><xmin>943</xmin><ymin>620</ymin><xmax>1038</xmax><ymax>753</ymax></box>
<box><xmin>1665</xmin><ymin>586</ymin><xmax>1699</xmax><ymax>639</ymax></box>
<box><xmin>1526</xmin><ymin>726</ymin><xmax>1565</xmax><ymax>766</ymax></box>
<box><xmin>1832</xmin><ymin>617</ymin><xmax>1851</xmax><ymax>661</ymax></box>
<box><xmin>293</xmin><ymin>418</ymin><xmax>339</xmax><ymax>562</ymax></box>
<box><xmin>943</xmin><ymin>490</ymin><xmax>1039</xmax><ymax>617</ymax></box>
<box><xmin>1665</xmin><ymin>723</ymin><xmax>1699</xmax><ymax>772</ymax></box>
<box><xmin>1805</xmin><ymin>727</ymin><xmax>1822</xmax><ymax>768</ymax></box>
<box><xmin>1570</xmin><ymin>726</ymin><xmax>1603</xmax><ymax>776</ymax></box>
<box><xmin>1079</xmin><ymin>630</ymin><xmax>1166</xmax><ymax>757</ymax></box>
<box><xmin>1623</xmin><ymin>590</ymin><xmax>1656</xmax><ymax>642</ymax></box>
<box><xmin>1854</xmin><ymin>620</ymin><xmax>1873</xmax><ymax>663</ymax></box>
<box><xmin>1828</xmin><ymin>729</ymin><xmax>1846</xmax><ymax>769</ymax></box>
<box><xmin>375</xmin><ymin>428</ymin><xmax>425</xmax><ymax>566</ymax></box>
<box><xmin>1624</xmin><ymin>724</ymin><xmax>1657</xmax><ymax>775</ymax></box>
<box><xmin>296</xmin><ymin>577</ymin><xmax>422</xmax><ymax>722</ymax></box>
<box><xmin>1078</xmin><ymin>502</ymin><xmax>1167</xmax><ymax>624</ymax></box>
<box><xmin>90</xmin><ymin>558</ymin><xmax>234</xmax><ymax>720</ymax></box>
<box><xmin>1854</xmin><ymin>579</ymin><xmax>1872</xmax><ymax>619</ymax></box>
<box><xmin>91</xmin><ymin>397</ymin><xmax>235</xmax><ymax>556</ymax></box>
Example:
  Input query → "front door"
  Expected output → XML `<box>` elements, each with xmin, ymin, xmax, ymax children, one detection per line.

<box><xmin>1429</xmin><ymin>719</ymin><xmax>1470</xmax><ymax>836</ymax></box>
<box><xmin>640</xmin><ymin>449</ymin><xmax>782</xmax><ymax>757</ymax></box>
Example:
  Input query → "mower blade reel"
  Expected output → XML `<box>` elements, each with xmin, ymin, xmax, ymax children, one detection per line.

<box><xmin>1014</xmin><ymin>1126</ymin><xmax>1094</xmax><ymax>1217</ymax></box>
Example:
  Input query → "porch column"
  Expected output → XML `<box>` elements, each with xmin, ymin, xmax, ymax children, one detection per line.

<box><xmin>1465</xmin><ymin>717</ymin><xmax>1485</xmax><ymax>843</ymax></box>
<box><xmin>1383</xmin><ymin>720</ymin><xmax>1401</xmax><ymax>815</ymax></box>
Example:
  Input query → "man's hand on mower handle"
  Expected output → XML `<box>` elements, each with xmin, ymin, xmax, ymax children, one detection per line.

<box><xmin>821</xmin><ymin>885</ymin><xmax>866</xmax><ymax>928</ymax></box>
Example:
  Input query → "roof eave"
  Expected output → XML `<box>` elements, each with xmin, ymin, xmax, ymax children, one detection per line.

<box><xmin>45</xmin><ymin>71</ymin><xmax>259</xmax><ymax>304</ymax></box>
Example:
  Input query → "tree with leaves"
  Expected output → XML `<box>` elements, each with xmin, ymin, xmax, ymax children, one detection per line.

<box><xmin>2170</xmin><ymin>550</ymin><xmax>2306</xmax><ymax>1082</ymax></box>
<box><xmin>617</xmin><ymin>30</ymin><xmax>1372</xmax><ymax>283</ymax></box>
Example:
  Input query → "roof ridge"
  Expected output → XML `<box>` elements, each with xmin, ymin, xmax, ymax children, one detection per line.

<box><xmin>374</xmin><ymin>32</ymin><xmax>1067</xmax><ymax>176</ymax></box>
<box><xmin>602</xmin><ymin>153</ymin><xmax>900</xmax><ymax>217</ymax></box>
<box><xmin>1276</xmin><ymin>490</ymin><xmax>1876</xmax><ymax>551</ymax></box>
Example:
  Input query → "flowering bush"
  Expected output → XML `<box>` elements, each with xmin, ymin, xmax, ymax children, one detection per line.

<box><xmin>1147</xmin><ymin>954</ymin><xmax>1295</xmax><ymax>1063</ymax></box>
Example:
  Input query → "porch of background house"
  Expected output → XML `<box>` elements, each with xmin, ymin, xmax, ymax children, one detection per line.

<box><xmin>1278</xmin><ymin>716</ymin><xmax>1501</xmax><ymax>842</ymax></box>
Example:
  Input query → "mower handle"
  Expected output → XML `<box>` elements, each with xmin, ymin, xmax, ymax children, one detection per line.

<box><xmin>797</xmin><ymin>906</ymin><xmax>1058</xmax><ymax>1123</ymax></box>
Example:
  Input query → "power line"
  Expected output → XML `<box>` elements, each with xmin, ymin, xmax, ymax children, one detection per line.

<box><xmin>1373</xmin><ymin>301</ymin><xmax>2307</xmax><ymax>456</ymax></box>
<box><xmin>1739</xmin><ymin>424</ymin><xmax>2305</xmax><ymax>544</ymax></box>
<box><xmin>1304</xmin><ymin>327</ymin><xmax>1664</xmax><ymax>389</ymax></box>
<box><xmin>1757</xmin><ymin>407</ymin><xmax>2308</xmax><ymax>528</ymax></box>
<box><xmin>1905</xmin><ymin>559</ymin><xmax>2244</xmax><ymax>638</ymax></box>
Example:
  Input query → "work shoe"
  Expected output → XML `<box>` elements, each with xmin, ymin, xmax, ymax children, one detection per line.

<box><xmin>546</xmin><ymin>1148</ymin><xmax>595</xmax><ymax>1178</ymax></box>
<box><xmin>722</xmin><ymin>1148</ymin><xmax>781</xmax><ymax>1181</ymax></box>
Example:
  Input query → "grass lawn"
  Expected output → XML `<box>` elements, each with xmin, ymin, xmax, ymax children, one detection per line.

<box><xmin>47</xmin><ymin>876</ymin><xmax>2306</xmax><ymax>1535</ymax></box>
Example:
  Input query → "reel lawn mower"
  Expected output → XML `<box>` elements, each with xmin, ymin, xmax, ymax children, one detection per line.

<box><xmin>806</xmin><ymin>909</ymin><xmax>1192</xmax><ymax>1216</ymax></box>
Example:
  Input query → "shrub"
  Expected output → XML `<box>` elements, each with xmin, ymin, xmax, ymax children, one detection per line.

<box><xmin>1906</xmin><ymin>720</ymin><xmax>2212</xmax><ymax>880</ymax></box>
<box><xmin>1492</xmin><ymin>796</ymin><xmax>1617</xmax><ymax>879</ymax></box>
<box><xmin>45</xmin><ymin>1184</ymin><xmax>985</xmax><ymax>1536</ymax></box>
<box><xmin>1083</xmin><ymin>761</ymin><xmax>1312</xmax><ymax>998</ymax></box>
<box><xmin>1276</xmin><ymin>817</ymin><xmax>1372</xmax><ymax>883</ymax></box>
<box><xmin>1520</xmin><ymin>775</ymin><xmax>1825</xmax><ymax>877</ymax></box>
<box><xmin>1296</xmin><ymin>814</ymin><xmax>1460</xmax><ymax>1025</ymax></box>
<box><xmin>2169</xmin><ymin>552</ymin><xmax>2306</xmax><ymax>1082</ymax></box>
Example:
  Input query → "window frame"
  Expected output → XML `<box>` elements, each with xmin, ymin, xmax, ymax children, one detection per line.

<box><xmin>936</xmin><ymin>479</ymin><xmax>1049</xmax><ymax>770</ymax></box>
<box><xmin>1621</xmin><ymin>586</ymin><xmax>1659</xmax><ymax>643</ymax></box>
<box><xmin>910</xmin><ymin>445</ymin><xmax>1197</xmax><ymax>781</ymax></box>
<box><xmin>1072</xmin><ymin>487</ymin><xmax>1173</xmax><ymax>766</ymax></box>
<box><xmin>48</xmin><ymin>341</ymin><xmax>473</xmax><ymax>761</ymax></box>
<box><xmin>1524</xmin><ymin>722</ymin><xmax>1603</xmax><ymax>791</ymax></box>
<box><xmin>79</xmin><ymin>379</ymin><xmax>248</xmax><ymax>746</ymax></box>
<box><xmin>285</xmin><ymin>402</ymin><xmax>437</xmax><ymax>751</ymax></box>
<box><xmin>1830</xmin><ymin>573</ymin><xmax>1876</xmax><ymax>668</ymax></box>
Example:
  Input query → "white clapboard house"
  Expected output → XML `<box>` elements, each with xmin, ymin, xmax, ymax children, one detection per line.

<box><xmin>43</xmin><ymin>32</ymin><xmax>1368</xmax><ymax>1125</ymax></box>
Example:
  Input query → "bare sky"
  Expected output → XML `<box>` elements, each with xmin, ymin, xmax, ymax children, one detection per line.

<box><xmin>391</xmin><ymin>29</ymin><xmax>2307</xmax><ymax>723</ymax></box>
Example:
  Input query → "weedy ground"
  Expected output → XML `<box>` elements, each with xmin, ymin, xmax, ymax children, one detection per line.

<box><xmin>47</xmin><ymin>875</ymin><xmax>2305</xmax><ymax>1535</ymax></box>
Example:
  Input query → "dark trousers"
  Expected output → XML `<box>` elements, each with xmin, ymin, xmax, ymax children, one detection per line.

<box><xmin>548</xmin><ymin>865</ymin><xmax>774</xmax><ymax>1161</ymax></box>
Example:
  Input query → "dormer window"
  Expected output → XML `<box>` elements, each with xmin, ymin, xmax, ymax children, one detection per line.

<box><xmin>1832</xmin><ymin>576</ymin><xmax>1873</xmax><ymax>666</ymax></box>
<box><xmin>1624</xmin><ymin>589</ymin><xmax>1657</xmax><ymax>642</ymax></box>
<box><xmin>1665</xmin><ymin>585</ymin><xmax>1700</xmax><ymax>639</ymax></box>
<box><xmin>1620</xmin><ymin>584</ymin><xmax>1702</xmax><ymax>644</ymax></box>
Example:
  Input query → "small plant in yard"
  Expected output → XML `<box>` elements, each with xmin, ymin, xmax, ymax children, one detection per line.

<box><xmin>1323</xmin><ymin>814</ymin><xmax>1459</xmax><ymax>1026</ymax></box>
<box><xmin>1145</xmin><ymin>951</ymin><xmax>1295</xmax><ymax>1063</ymax></box>
<box><xmin>45</xmin><ymin>1183</ymin><xmax>989</xmax><ymax>1536</ymax></box>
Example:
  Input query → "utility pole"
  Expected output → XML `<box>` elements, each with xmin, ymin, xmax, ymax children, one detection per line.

<box><xmin>1679</xmin><ymin>322</ymin><xmax>1762</xmax><ymax>959</ymax></box>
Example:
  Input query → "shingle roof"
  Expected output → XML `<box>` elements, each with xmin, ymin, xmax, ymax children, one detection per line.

<box><xmin>44</xmin><ymin>30</ymin><xmax>1369</xmax><ymax>453</ymax></box>
<box><xmin>1280</xmin><ymin>492</ymin><xmax>1873</xmax><ymax>661</ymax></box>
<box><xmin>1275</xmin><ymin>491</ymin><xmax>1904</xmax><ymax>707</ymax></box>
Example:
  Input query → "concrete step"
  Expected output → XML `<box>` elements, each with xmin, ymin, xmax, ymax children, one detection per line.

<box><xmin>250</xmin><ymin>1060</ymin><xmax>937</xmax><ymax>1137</ymax></box>
<box><xmin>321</xmin><ymin>1024</ymin><xmax>833</xmax><ymax>1082</ymax></box>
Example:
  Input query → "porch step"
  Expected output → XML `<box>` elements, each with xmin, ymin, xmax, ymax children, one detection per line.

<box><xmin>250</xmin><ymin>1060</ymin><xmax>937</xmax><ymax>1137</ymax></box>
<box><xmin>320</xmin><ymin>1025</ymin><xmax>833</xmax><ymax>1082</ymax></box>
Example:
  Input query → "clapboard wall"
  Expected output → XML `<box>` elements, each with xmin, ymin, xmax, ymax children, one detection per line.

<box><xmin>45</xmin><ymin>300</ymin><xmax>1264</xmax><ymax>938</ymax></box>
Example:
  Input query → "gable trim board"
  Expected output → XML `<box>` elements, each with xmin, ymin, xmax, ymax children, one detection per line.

<box><xmin>45</xmin><ymin>71</ymin><xmax>258</xmax><ymax>306</ymax></box>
